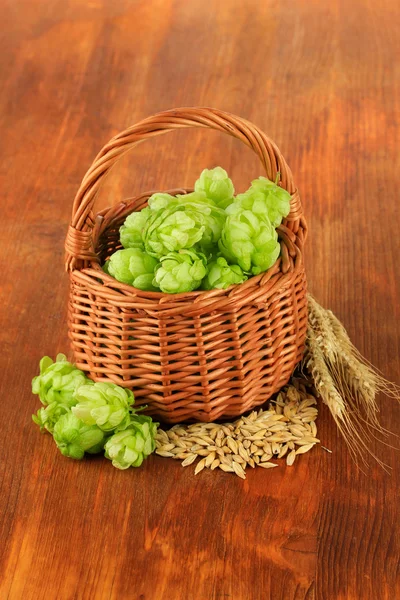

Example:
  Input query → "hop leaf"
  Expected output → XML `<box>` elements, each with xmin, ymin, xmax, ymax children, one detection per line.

<box><xmin>219</xmin><ymin>209</ymin><xmax>280</xmax><ymax>275</ymax></box>
<box><xmin>194</xmin><ymin>167</ymin><xmax>235</xmax><ymax>209</ymax></box>
<box><xmin>202</xmin><ymin>257</ymin><xmax>247</xmax><ymax>290</ymax></box>
<box><xmin>231</xmin><ymin>176</ymin><xmax>291</xmax><ymax>227</ymax></box>
<box><xmin>31</xmin><ymin>354</ymin><xmax>88</xmax><ymax>408</ymax></box>
<box><xmin>107</xmin><ymin>248</ymin><xmax>159</xmax><ymax>290</ymax></box>
<box><xmin>72</xmin><ymin>382</ymin><xmax>135</xmax><ymax>432</ymax></box>
<box><xmin>53</xmin><ymin>413</ymin><xmax>106</xmax><ymax>460</ymax></box>
<box><xmin>153</xmin><ymin>249</ymin><xmax>207</xmax><ymax>293</ymax></box>
<box><xmin>120</xmin><ymin>208</ymin><xmax>151</xmax><ymax>249</ymax></box>
<box><xmin>104</xmin><ymin>415</ymin><xmax>157</xmax><ymax>470</ymax></box>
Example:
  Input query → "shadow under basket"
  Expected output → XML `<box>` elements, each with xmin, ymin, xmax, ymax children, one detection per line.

<box><xmin>64</xmin><ymin>107</ymin><xmax>308</xmax><ymax>424</ymax></box>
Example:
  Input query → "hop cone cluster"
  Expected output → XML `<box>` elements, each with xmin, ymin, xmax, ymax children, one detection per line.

<box><xmin>104</xmin><ymin>167</ymin><xmax>291</xmax><ymax>291</ymax></box>
<box><xmin>32</xmin><ymin>356</ymin><xmax>158</xmax><ymax>469</ymax></box>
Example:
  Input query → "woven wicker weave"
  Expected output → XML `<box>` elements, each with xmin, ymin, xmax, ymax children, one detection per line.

<box><xmin>65</xmin><ymin>107</ymin><xmax>308</xmax><ymax>423</ymax></box>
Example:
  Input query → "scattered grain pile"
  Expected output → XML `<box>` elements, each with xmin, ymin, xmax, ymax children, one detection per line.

<box><xmin>155</xmin><ymin>377</ymin><xmax>319</xmax><ymax>479</ymax></box>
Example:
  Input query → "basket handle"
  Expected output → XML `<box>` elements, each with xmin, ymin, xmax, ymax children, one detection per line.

<box><xmin>65</xmin><ymin>107</ymin><xmax>303</xmax><ymax>270</ymax></box>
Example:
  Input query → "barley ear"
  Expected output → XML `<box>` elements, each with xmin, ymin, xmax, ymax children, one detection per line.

<box><xmin>303</xmin><ymin>294</ymin><xmax>400</xmax><ymax>469</ymax></box>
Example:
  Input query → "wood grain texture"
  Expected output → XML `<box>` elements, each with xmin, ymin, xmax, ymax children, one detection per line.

<box><xmin>0</xmin><ymin>0</ymin><xmax>399</xmax><ymax>598</ymax></box>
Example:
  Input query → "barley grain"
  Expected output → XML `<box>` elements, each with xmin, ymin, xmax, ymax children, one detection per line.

<box><xmin>296</xmin><ymin>444</ymin><xmax>315</xmax><ymax>454</ymax></box>
<box><xmin>156</xmin><ymin>450</ymin><xmax>175</xmax><ymax>457</ymax></box>
<box><xmin>286</xmin><ymin>451</ymin><xmax>296</xmax><ymax>466</ymax></box>
<box><xmin>155</xmin><ymin>377</ymin><xmax>319</xmax><ymax>477</ymax></box>
<box><xmin>181</xmin><ymin>454</ymin><xmax>197</xmax><ymax>466</ymax></box>
<box><xmin>195</xmin><ymin>458</ymin><xmax>206</xmax><ymax>475</ymax></box>
<box><xmin>219</xmin><ymin>464</ymin><xmax>234</xmax><ymax>473</ymax></box>
<box><xmin>205</xmin><ymin>452</ymin><xmax>216</xmax><ymax>467</ymax></box>
<box><xmin>232</xmin><ymin>462</ymin><xmax>246</xmax><ymax>479</ymax></box>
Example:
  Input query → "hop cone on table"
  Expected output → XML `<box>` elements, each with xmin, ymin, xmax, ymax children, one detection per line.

<box><xmin>32</xmin><ymin>354</ymin><xmax>88</xmax><ymax>407</ymax></box>
<box><xmin>33</xmin><ymin>402</ymin><xmax>71</xmax><ymax>434</ymax></box>
<box><xmin>202</xmin><ymin>256</ymin><xmax>247</xmax><ymax>290</ymax></box>
<box><xmin>72</xmin><ymin>382</ymin><xmax>135</xmax><ymax>432</ymax></box>
<box><xmin>194</xmin><ymin>167</ymin><xmax>235</xmax><ymax>209</ymax></box>
<box><xmin>120</xmin><ymin>208</ymin><xmax>150</xmax><ymax>250</ymax></box>
<box><xmin>219</xmin><ymin>209</ymin><xmax>280</xmax><ymax>275</ymax></box>
<box><xmin>53</xmin><ymin>413</ymin><xmax>106</xmax><ymax>460</ymax></box>
<box><xmin>233</xmin><ymin>176</ymin><xmax>291</xmax><ymax>228</ymax></box>
<box><xmin>104</xmin><ymin>415</ymin><xmax>157</xmax><ymax>470</ymax></box>
<box><xmin>153</xmin><ymin>249</ymin><xmax>207</xmax><ymax>293</ymax></box>
<box><xmin>107</xmin><ymin>248</ymin><xmax>159</xmax><ymax>290</ymax></box>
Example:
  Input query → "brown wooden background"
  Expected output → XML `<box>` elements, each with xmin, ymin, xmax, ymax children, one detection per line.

<box><xmin>1</xmin><ymin>1</ymin><xmax>399</xmax><ymax>598</ymax></box>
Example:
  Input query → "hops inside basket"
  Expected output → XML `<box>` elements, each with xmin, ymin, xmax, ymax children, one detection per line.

<box><xmin>103</xmin><ymin>167</ymin><xmax>291</xmax><ymax>293</ymax></box>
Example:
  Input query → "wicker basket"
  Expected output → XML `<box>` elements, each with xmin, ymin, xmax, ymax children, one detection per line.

<box><xmin>64</xmin><ymin>107</ymin><xmax>307</xmax><ymax>423</ymax></box>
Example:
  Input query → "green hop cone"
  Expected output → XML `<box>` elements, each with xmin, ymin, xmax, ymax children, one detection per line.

<box><xmin>142</xmin><ymin>204</ymin><xmax>205</xmax><ymax>258</ymax></box>
<box><xmin>53</xmin><ymin>412</ymin><xmax>106</xmax><ymax>460</ymax></box>
<box><xmin>194</xmin><ymin>167</ymin><xmax>235</xmax><ymax>209</ymax></box>
<box><xmin>104</xmin><ymin>415</ymin><xmax>157</xmax><ymax>470</ymax></box>
<box><xmin>120</xmin><ymin>208</ymin><xmax>151</xmax><ymax>249</ymax></box>
<box><xmin>202</xmin><ymin>257</ymin><xmax>247</xmax><ymax>290</ymax></box>
<box><xmin>107</xmin><ymin>248</ymin><xmax>159</xmax><ymax>290</ymax></box>
<box><xmin>145</xmin><ymin>192</ymin><xmax>226</xmax><ymax>257</ymax></box>
<box><xmin>72</xmin><ymin>382</ymin><xmax>135</xmax><ymax>432</ymax></box>
<box><xmin>32</xmin><ymin>354</ymin><xmax>88</xmax><ymax>407</ymax></box>
<box><xmin>107</xmin><ymin>248</ymin><xmax>138</xmax><ymax>285</ymax></box>
<box><xmin>32</xmin><ymin>402</ymin><xmax>71</xmax><ymax>434</ymax></box>
<box><xmin>147</xmin><ymin>192</ymin><xmax>179</xmax><ymax>211</ymax></box>
<box><xmin>219</xmin><ymin>209</ymin><xmax>280</xmax><ymax>275</ymax></box>
<box><xmin>173</xmin><ymin>192</ymin><xmax>226</xmax><ymax>253</ymax></box>
<box><xmin>232</xmin><ymin>176</ymin><xmax>291</xmax><ymax>228</ymax></box>
<box><xmin>144</xmin><ymin>192</ymin><xmax>225</xmax><ymax>257</ymax></box>
<box><xmin>153</xmin><ymin>249</ymin><xmax>207</xmax><ymax>293</ymax></box>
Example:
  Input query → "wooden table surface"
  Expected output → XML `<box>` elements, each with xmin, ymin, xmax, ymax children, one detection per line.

<box><xmin>1</xmin><ymin>1</ymin><xmax>399</xmax><ymax>598</ymax></box>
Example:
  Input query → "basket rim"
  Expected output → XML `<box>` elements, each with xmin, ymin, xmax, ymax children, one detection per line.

<box><xmin>72</xmin><ymin>251</ymin><xmax>304</xmax><ymax>320</ymax></box>
<box><xmin>87</xmin><ymin>255</ymin><xmax>286</xmax><ymax>300</ymax></box>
